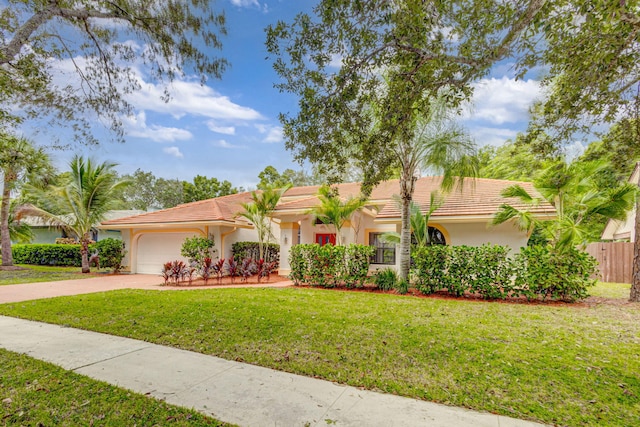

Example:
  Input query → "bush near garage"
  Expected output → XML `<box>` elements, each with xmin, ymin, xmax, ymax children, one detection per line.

<box><xmin>92</xmin><ymin>238</ymin><xmax>127</xmax><ymax>272</ymax></box>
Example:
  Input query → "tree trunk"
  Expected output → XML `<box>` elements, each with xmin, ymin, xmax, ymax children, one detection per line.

<box><xmin>630</xmin><ymin>196</ymin><xmax>640</xmax><ymax>301</ymax></box>
<box><xmin>80</xmin><ymin>235</ymin><xmax>90</xmax><ymax>273</ymax></box>
<box><xmin>398</xmin><ymin>173</ymin><xmax>416</xmax><ymax>281</ymax></box>
<box><xmin>0</xmin><ymin>175</ymin><xmax>13</xmax><ymax>266</ymax></box>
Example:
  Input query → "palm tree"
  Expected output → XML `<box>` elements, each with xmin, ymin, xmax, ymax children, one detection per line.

<box><xmin>7</xmin><ymin>200</ymin><xmax>35</xmax><ymax>244</ymax></box>
<box><xmin>0</xmin><ymin>134</ymin><xmax>51</xmax><ymax>267</ymax></box>
<box><xmin>385</xmin><ymin>94</ymin><xmax>478</xmax><ymax>280</ymax></box>
<box><xmin>239</xmin><ymin>185</ymin><xmax>290</xmax><ymax>261</ymax></box>
<box><xmin>382</xmin><ymin>192</ymin><xmax>445</xmax><ymax>248</ymax></box>
<box><xmin>25</xmin><ymin>156</ymin><xmax>129</xmax><ymax>273</ymax></box>
<box><xmin>493</xmin><ymin>159</ymin><xmax>637</xmax><ymax>251</ymax></box>
<box><xmin>308</xmin><ymin>185</ymin><xmax>367</xmax><ymax>246</ymax></box>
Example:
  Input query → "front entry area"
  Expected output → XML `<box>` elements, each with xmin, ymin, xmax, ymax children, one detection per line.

<box><xmin>315</xmin><ymin>233</ymin><xmax>336</xmax><ymax>246</ymax></box>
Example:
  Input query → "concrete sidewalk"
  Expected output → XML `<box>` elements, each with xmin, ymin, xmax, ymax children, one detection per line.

<box><xmin>0</xmin><ymin>316</ymin><xmax>545</xmax><ymax>427</ymax></box>
<box><xmin>0</xmin><ymin>274</ymin><xmax>292</xmax><ymax>304</ymax></box>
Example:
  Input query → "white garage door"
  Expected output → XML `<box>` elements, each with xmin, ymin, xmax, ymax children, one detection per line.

<box><xmin>136</xmin><ymin>232</ymin><xmax>197</xmax><ymax>274</ymax></box>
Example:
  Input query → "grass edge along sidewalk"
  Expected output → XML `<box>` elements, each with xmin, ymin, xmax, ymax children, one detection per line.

<box><xmin>0</xmin><ymin>347</ymin><xmax>233</xmax><ymax>426</ymax></box>
<box><xmin>1</xmin><ymin>286</ymin><xmax>639</xmax><ymax>426</ymax></box>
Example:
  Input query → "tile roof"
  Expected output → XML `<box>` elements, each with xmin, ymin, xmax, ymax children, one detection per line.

<box><xmin>376</xmin><ymin>177</ymin><xmax>555</xmax><ymax>219</ymax></box>
<box><xmin>101</xmin><ymin>192</ymin><xmax>255</xmax><ymax>226</ymax></box>
<box><xmin>276</xmin><ymin>176</ymin><xmax>554</xmax><ymax>219</ymax></box>
<box><xmin>101</xmin><ymin>177</ymin><xmax>555</xmax><ymax>227</ymax></box>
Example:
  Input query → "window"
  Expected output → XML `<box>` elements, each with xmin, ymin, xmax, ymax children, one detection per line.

<box><xmin>369</xmin><ymin>232</ymin><xmax>396</xmax><ymax>265</ymax></box>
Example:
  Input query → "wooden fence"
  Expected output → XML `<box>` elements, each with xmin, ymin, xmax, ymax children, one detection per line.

<box><xmin>586</xmin><ymin>242</ymin><xmax>634</xmax><ymax>284</ymax></box>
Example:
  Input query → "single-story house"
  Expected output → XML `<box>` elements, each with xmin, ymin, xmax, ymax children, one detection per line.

<box><xmin>601</xmin><ymin>161</ymin><xmax>640</xmax><ymax>242</ymax></box>
<box><xmin>101</xmin><ymin>177</ymin><xmax>555</xmax><ymax>275</ymax></box>
<box><xmin>100</xmin><ymin>193</ymin><xmax>260</xmax><ymax>274</ymax></box>
<box><xmin>17</xmin><ymin>210</ymin><xmax>146</xmax><ymax>244</ymax></box>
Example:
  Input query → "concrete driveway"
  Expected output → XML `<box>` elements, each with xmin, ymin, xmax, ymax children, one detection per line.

<box><xmin>0</xmin><ymin>274</ymin><xmax>292</xmax><ymax>304</ymax></box>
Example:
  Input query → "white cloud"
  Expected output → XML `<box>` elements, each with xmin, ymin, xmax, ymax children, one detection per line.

<box><xmin>328</xmin><ymin>54</ymin><xmax>343</xmax><ymax>68</ymax></box>
<box><xmin>230</xmin><ymin>0</ymin><xmax>260</xmax><ymax>7</ymax></box>
<box><xmin>206</xmin><ymin>120</ymin><xmax>236</xmax><ymax>135</ymax></box>
<box><xmin>163</xmin><ymin>146</ymin><xmax>184</xmax><ymax>158</ymax></box>
<box><xmin>50</xmin><ymin>45</ymin><xmax>264</xmax><ymax>124</ymax></box>
<box><xmin>469</xmin><ymin>126</ymin><xmax>519</xmax><ymax>147</ymax></box>
<box><xmin>213</xmin><ymin>139</ymin><xmax>237</xmax><ymax>149</ymax></box>
<box><xmin>256</xmin><ymin>124</ymin><xmax>283</xmax><ymax>143</ymax></box>
<box><xmin>131</xmin><ymin>78</ymin><xmax>263</xmax><ymax>121</ymax></box>
<box><xmin>468</xmin><ymin>77</ymin><xmax>541</xmax><ymax>125</ymax></box>
<box><xmin>123</xmin><ymin>111</ymin><xmax>192</xmax><ymax>142</ymax></box>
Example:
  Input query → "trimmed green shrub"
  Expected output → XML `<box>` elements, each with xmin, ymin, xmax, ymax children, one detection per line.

<box><xmin>343</xmin><ymin>244</ymin><xmax>375</xmax><ymax>288</ymax></box>
<box><xmin>91</xmin><ymin>238</ymin><xmax>126</xmax><ymax>272</ymax></box>
<box><xmin>412</xmin><ymin>244</ymin><xmax>596</xmax><ymax>301</ymax></box>
<box><xmin>12</xmin><ymin>244</ymin><xmax>82</xmax><ymax>266</ymax></box>
<box><xmin>395</xmin><ymin>278</ymin><xmax>409</xmax><ymax>295</ymax></box>
<box><xmin>411</xmin><ymin>245</ymin><xmax>450</xmax><ymax>295</ymax></box>
<box><xmin>373</xmin><ymin>268</ymin><xmax>397</xmax><ymax>291</ymax></box>
<box><xmin>181</xmin><ymin>235</ymin><xmax>216</xmax><ymax>269</ymax></box>
<box><xmin>289</xmin><ymin>244</ymin><xmax>307</xmax><ymax>285</ymax></box>
<box><xmin>288</xmin><ymin>244</ymin><xmax>374</xmax><ymax>287</ymax></box>
<box><xmin>514</xmin><ymin>245</ymin><xmax>597</xmax><ymax>302</ymax></box>
<box><xmin>232</xmin><ymin>241</ymin><xmax>279</xmax><ymax>266</ymax></box>
<box><xmin>468</xmin><ymin>245</ymin><xmax>515</xmax><ymax>299</ymax></box>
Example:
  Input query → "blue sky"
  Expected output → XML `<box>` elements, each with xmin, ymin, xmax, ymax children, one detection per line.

<box><xmin>21</xmin><ymin>0</ymin><xmax>554</xmax><ymax>189</ymax></box>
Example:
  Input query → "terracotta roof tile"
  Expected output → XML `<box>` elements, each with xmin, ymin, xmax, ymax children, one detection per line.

<box><xmin>276</xmin><ymin>177</ymin><xmax>554</xmax><ymax>218</ymax></box>
<box><xmin>101</xmin><ymin>192</ymin><xmax>255</xmax><ymax>226</ymax></box>
<box><xmin>102</xmin><ymin>177</ymin><xmax>555</xmax><ymax>227</ymax></box>
<box><xmin>376</xmin><ymin>177</ymin><xmax>554</xmax><ymax>219</ymax></box>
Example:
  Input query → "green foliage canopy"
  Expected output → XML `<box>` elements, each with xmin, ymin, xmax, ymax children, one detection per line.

<box><xmin>0</xmin><ymin>0</ymin><xmax>227</xmax><ymax>144</ymax></box>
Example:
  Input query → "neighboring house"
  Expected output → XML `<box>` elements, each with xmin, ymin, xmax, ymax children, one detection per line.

<box><xmin>601</xmin><ymin>162</ymin><xmax>640</xmax><ymax>242</ymax></box>
<box><xmin>18</xmin><ymin>210</ymin><xmax>146</xmax><ymax>244</ymax></box>
<box><xmin>100</xmin><ymin>194</ymin><xmax>259</xmax><ymax>274</ymax></box>
<box><xmin>101</xmin><ymin>177</ymin><xmax>555</xmax><ymax>276</ymax></box>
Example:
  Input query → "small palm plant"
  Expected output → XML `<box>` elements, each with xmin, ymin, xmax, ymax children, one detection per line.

<box><xmin>493</xmin><ymin>159</ymin><xmax>637</xmax><ymax>251</ymax></box>
<box><xmin>381</xmin><ymin>192</ymin><xmax>444</xmax><ymax>248</ymax></box>
<box><xmin>308</xmin><ymin>185</ymin><xmax>367</xmax><ymax>246</ymax></box>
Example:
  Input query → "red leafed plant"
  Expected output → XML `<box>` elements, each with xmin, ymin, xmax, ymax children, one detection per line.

<box><xmin>226</xmin><ymin>257</ymin><xmax>238</xmax><ymax>284</ymax></box>
<box><xmin>213</xmin><ymin>258</ymin><xmax>225</xmax><ymax>284</ymax></box>
<box><xmin>200</xmin><ymin>257</ymin><xmax>214</xmax><ymax>285</ymax></box>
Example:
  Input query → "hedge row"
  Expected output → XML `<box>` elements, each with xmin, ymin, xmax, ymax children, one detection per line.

<box><xmin>12</xmin><ymin>244</ymin><xmax>83</xmax><ymax>266</ymax></box>
<box><xmin>289</xmin><ymin>244</ymin><xmax>375</xmax><ymax>288</ymax></box>
<box><xmin>231</xmin><ymin>241</ymin><xmax>279</xmax><ymax>266</ymax></box>
<box><xmin>11</xmin><ymin>239</ymin><xmax>126</xmax><ymax>270</ymax></box>
<box><xmin>412</xmin><ymin>244</ymin><xmax>597</xmax><ymax>301</ymax></box>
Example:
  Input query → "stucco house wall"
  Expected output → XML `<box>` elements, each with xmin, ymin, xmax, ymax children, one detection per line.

<box><xmin>442</xmin><ymin>221</ymin><xmax>528</xmax><ymax>252</ymax></box>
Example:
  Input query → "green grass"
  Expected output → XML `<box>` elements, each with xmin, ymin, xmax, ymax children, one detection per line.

<box><xmin>0</xmin><ymin>348</ymin><xmax>233</xmax><ymax>426</ymax></box>
<box><xmin>1</xmin><ymin>287</ymin><xmax>639</xmax><ymax>426</ymax></box>
<box><xmin>590</xmin><ymin>281</ymin><xmax>632</xmax><ymax>299</ymax></box>
<box><xmin>0</xmin><ymin>265</ymin><xmax>106</xmax><ymax>286</ymax></box>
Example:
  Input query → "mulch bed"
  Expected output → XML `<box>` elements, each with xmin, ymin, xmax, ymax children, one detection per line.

<box><xmin>161</xmin><ymin>274</ymin><xmax>290</xmax><ymax>287</ymax></box>
<box><xmin>291</xmin><ymin>282</ymin><xmax>636</xmax><ymax>307</ymax></box>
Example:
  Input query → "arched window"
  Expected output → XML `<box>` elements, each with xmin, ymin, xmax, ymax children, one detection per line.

<box><xmin>428</xmin><ymin>226</ymin><xmax>447</xmax><ymax>245</ymax></box>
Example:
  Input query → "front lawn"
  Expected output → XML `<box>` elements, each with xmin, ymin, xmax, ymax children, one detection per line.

<box><xmin>1</xmin><ymin>287</ymin><xmax>638</xmax><ymax>426</ymax></box>
<box><xmin>0</xmin><ymin>265</ymin><xmax>104</xmax><ymax>286</ymax></box>
<box><xmin>0</xmin><ymin>348</ymin><xmax>232</xmax><ymax>426</ymax></box>
<box><xmin>590</xmin><ymin>281</ymin><xmax>632</xmax><ymax>299</ymax></box>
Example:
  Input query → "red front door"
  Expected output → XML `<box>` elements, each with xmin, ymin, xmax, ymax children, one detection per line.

<box><xmin>316</xmin><ymin>233</ymin><xmax>336</xmax><ymax>246</ymax></box>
